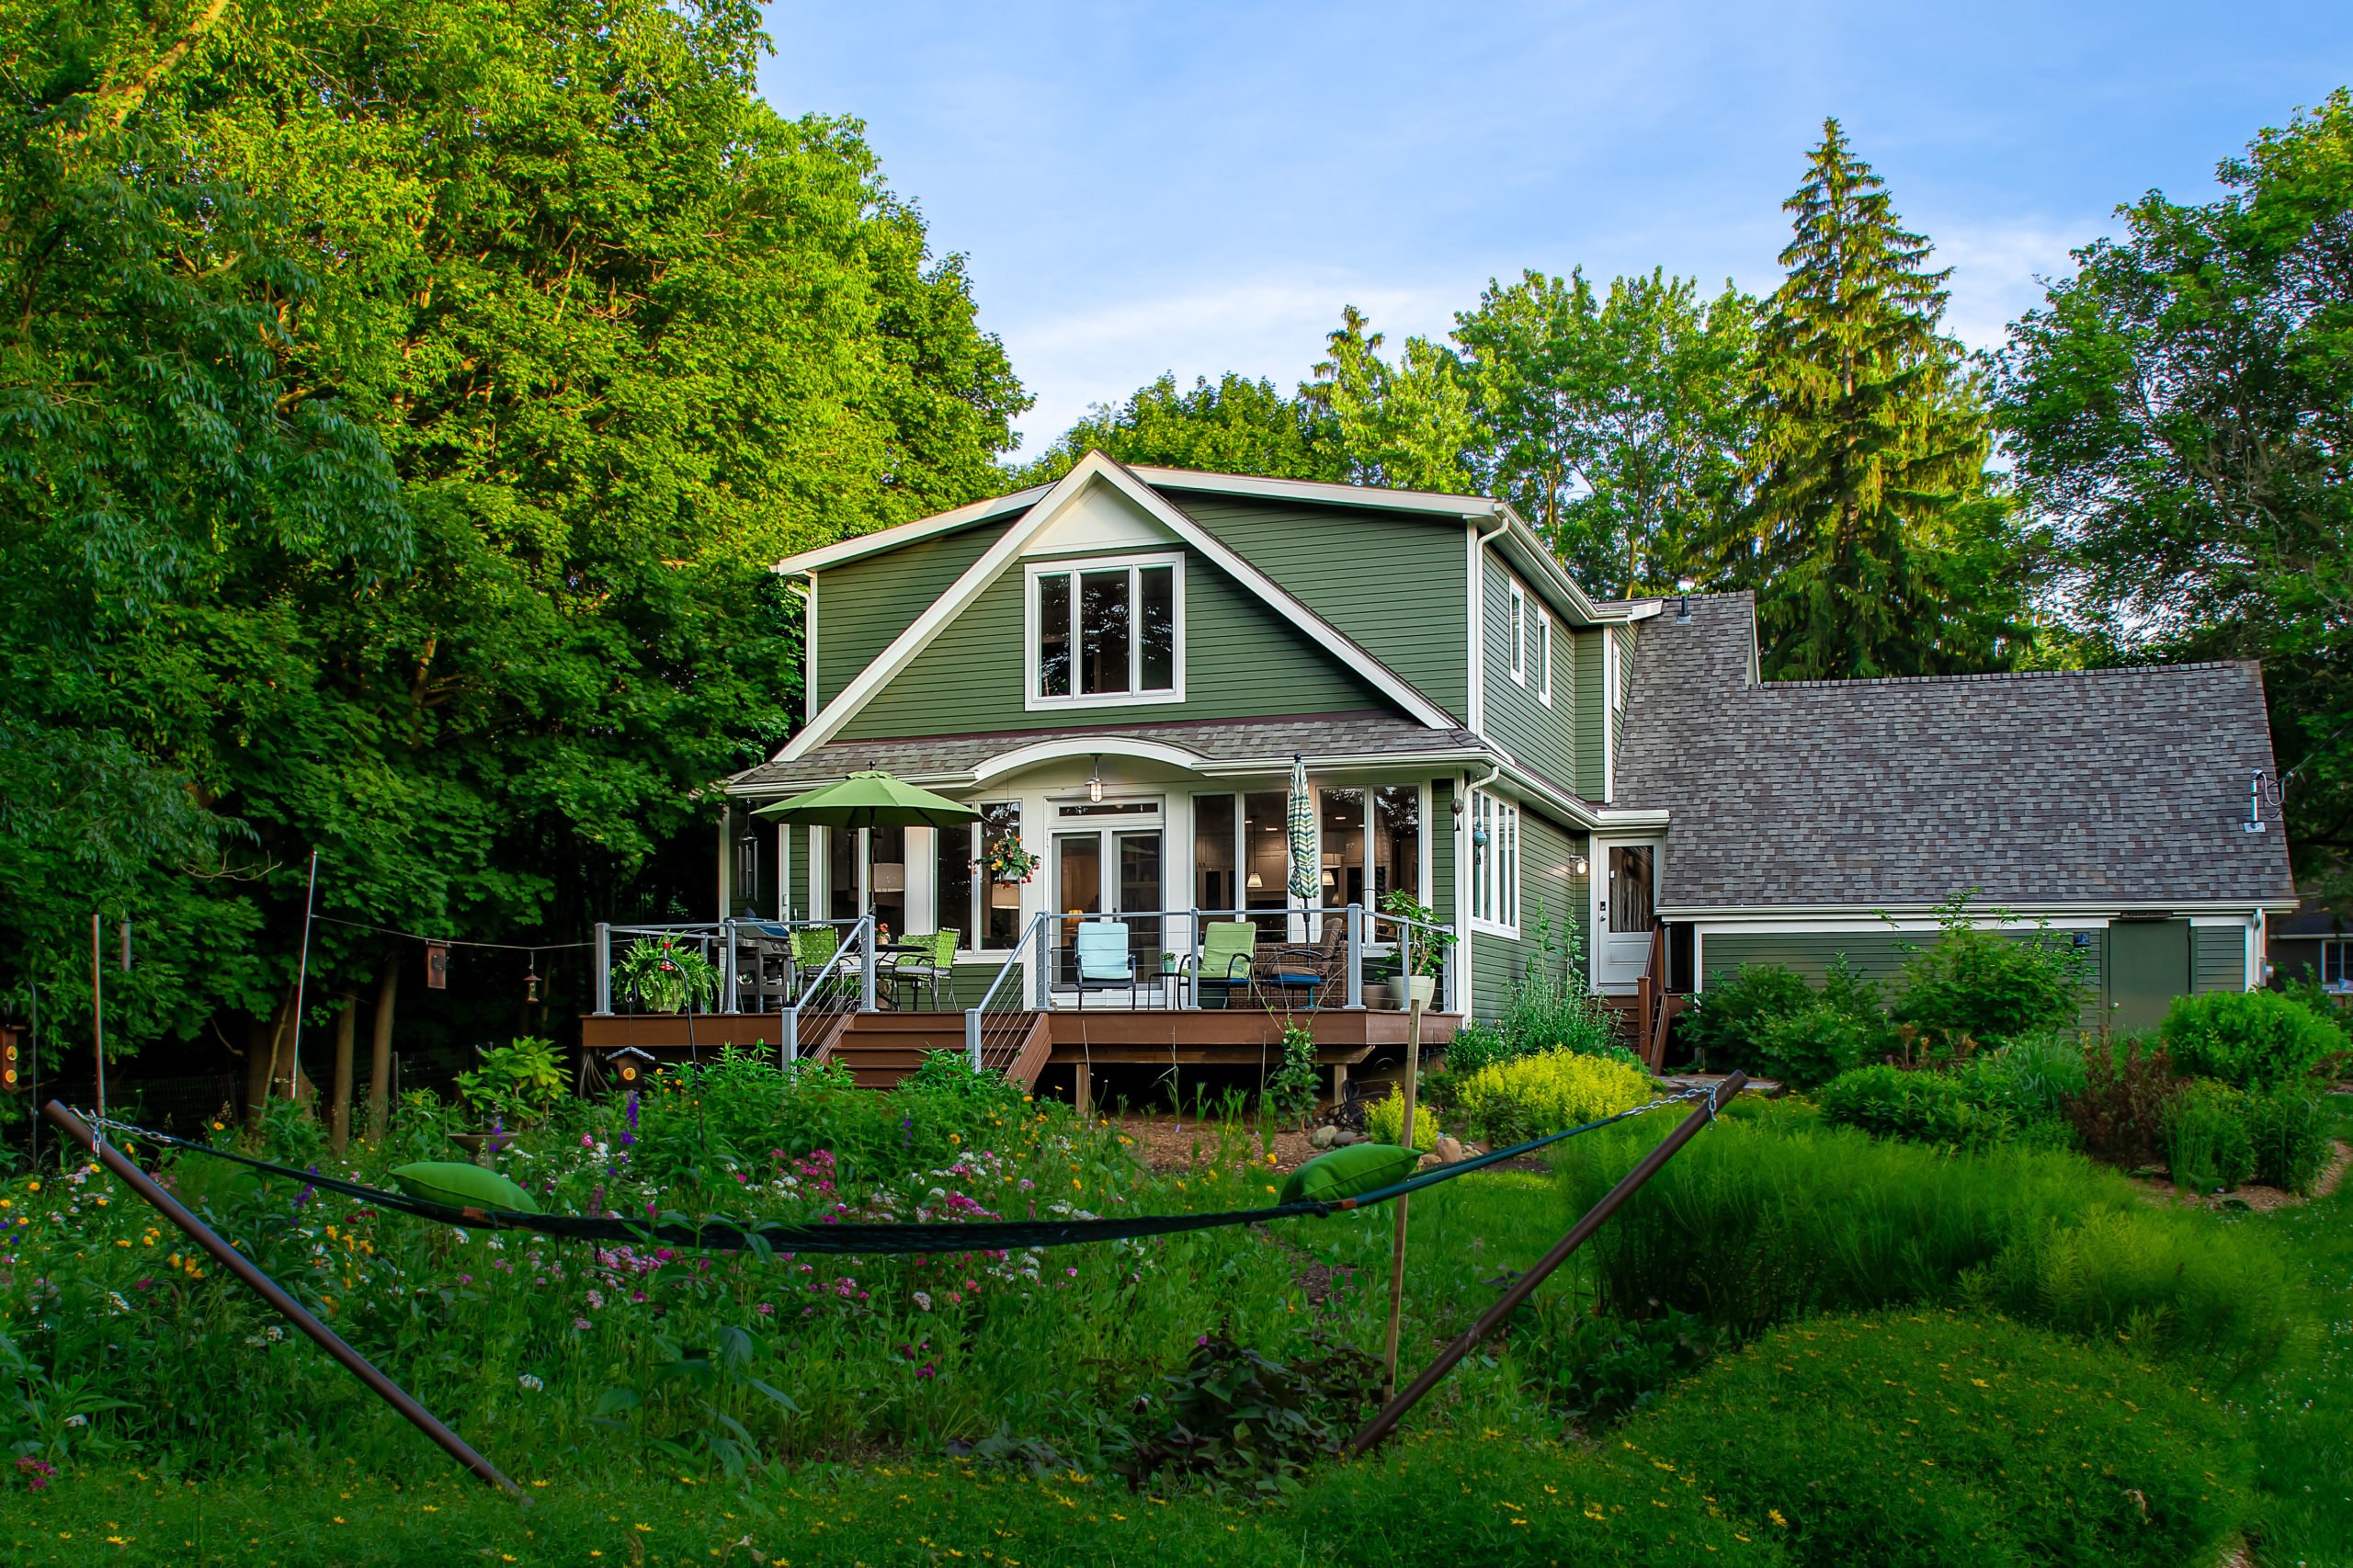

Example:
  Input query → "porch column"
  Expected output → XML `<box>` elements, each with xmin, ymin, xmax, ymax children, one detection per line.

<box><xmin>593</xmin><ymin>924</ymin><xmax>611</xmax><ymax>1016</ymax></box>
<box><xmin>1345</xmin><ymin>903</ymin><xmax>1364</xmax><ymax>1009</ymax></box>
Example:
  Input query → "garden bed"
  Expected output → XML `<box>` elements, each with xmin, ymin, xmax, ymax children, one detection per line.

<box><xmin>2136</xmin><ymin>1137</ymin><xmax>2353</xmax><ymax>1213</ymax></box>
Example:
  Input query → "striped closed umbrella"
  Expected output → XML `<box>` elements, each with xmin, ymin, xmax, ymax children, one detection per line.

<box><xmin>1287</xmin><ymin>754</ymin><xmax>1317</xmax><ymax>907</ymax></box>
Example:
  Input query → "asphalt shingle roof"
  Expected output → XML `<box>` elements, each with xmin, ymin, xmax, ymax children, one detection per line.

<box><xmin>1614</xmin><ymin>593</ymin><xmax>2296</xmax><ymax>910</ymax></box>
<box><xmin>728</xmin><ymin>711</ymin><xmax>1485</xmax><ymax>796</ymax></box>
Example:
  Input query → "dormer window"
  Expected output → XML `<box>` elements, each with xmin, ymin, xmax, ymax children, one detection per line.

<box><xmin>1027</xmin><ymin>552</ymin><xmax>1185</xmax><ymax>709</ymax></box>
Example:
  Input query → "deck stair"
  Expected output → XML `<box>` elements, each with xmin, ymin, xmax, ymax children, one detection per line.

<box><xmin>815</xmin><ymin>1011</ymin><xmax>1051</xmax><ymax>1092</ymax></box>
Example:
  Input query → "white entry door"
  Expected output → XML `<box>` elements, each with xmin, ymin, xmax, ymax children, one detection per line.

<box><xmin>1591</xmin><ymin>842</ymin><xmax>1659</xmax><ymax>994</ymax></box>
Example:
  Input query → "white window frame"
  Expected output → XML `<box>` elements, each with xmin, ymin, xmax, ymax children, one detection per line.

<box><xmin>1468</xmin><ymin>788</ymin><xmax>1521</xmax><ymax>937</ymax></box>
<box><xmin>1507</xmin><ymin>580</ymin><xmax>1527</xmax><ymax>685</ymax></box>
<box><xmin>2325</xmin><ymin>937</ymin><xmax>2350</xmax><ymax>990</ymax></box>
<box><xmin>1535</xmin><ymin>604</ymin><xmax>1552</xmax><ymax>705</ymax></box>
<box><xmin>1023</xmin><ymin>551</ymin><xmax>1187</xmax><ymax>711</ymax></box>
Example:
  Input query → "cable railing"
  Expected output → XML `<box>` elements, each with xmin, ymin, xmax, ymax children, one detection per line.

<box><xmin>963</xmin><ymin>910</ymin><xmax>1053</xmax><ymax>1070</ymax></box>
<box><xmin>591</xmin><ymin>917</ymin><xmax>868</xmax><ymax>1017</ymax></box>
<box><xmin>778</xmin><ymin>915</ymin><xmax>874</xmax><ymax>1064</ymax></box>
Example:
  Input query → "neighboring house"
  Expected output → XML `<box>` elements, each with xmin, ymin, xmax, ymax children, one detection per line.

<box><xmin>2271</xmin><ymin>901</ymin><xmax>2352</xmax><ymax>993</ymax></box>
<box><xmin>710</xmin><ymin>459</ymin><xmax>2294</xmax><ymax>1054</ymax></box>
<box><xmin>722</xmin><ymin>451</ymin><xmax>1662</xmax><ymax>1023</ymax></box>
<box><xmin>1610</xmin><ymin>593</ymin><xmax>2300</xmax><ymax>1032</ymax></box>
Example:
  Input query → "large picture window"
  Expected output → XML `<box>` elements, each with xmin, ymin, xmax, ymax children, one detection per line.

<box><xmin>1468</xmin><ymin>789</ymin><xmax>1519</xmax><ymax>935</ymax></box>
<box><xmin>1029</xmin><ymin>554</ymin><xmax>1182</xmax><ymax>708</ymax></box>
<box><xmin>937</xmin><ymin>801</ymin><xmax>1024</xmax><ymax>951</ymax></box>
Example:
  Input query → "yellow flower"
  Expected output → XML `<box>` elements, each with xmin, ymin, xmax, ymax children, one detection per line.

<box><xmin>1768</xmin><ymin>1509</ymin><xmax>1788</xmax><ymax>1528</ymax></box>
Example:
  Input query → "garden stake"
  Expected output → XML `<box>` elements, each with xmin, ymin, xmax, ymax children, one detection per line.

<box><xmin>1347</xmin><ymin>1071</ymin><xmax>1748</xmax><ymax>1457</ymax></box>
<box><xmin>41</xmin><ymin>1100</ymin><xmax>524</xmax><ymax>1498</ymax></box>
<box><xmin>1380</xmin><ymin>994</ymin><xmax>1426</xmax><ymax>1401</ymax></box>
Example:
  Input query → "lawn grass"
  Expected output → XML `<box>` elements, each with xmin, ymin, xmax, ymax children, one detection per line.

<box><xmin>2245</xmin><ymin>1093</ymin><xmax>2353</xmax><ymax>1566</ymax></box>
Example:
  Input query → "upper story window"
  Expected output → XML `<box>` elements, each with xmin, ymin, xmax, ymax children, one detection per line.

<box><xmin>1535</xmin><ymin>602</ymin><xmax>1552</xmax><ymax>705</ymax></box>
<box><xmin>1508</xmin><ymin>581</ymin><xmax>1527</xmax><ymax>684</ymax></box>
<box><xmin>1028</xmin><ymin>553</ymin><xmax>1184</xmax><ymax>709</ymax></box>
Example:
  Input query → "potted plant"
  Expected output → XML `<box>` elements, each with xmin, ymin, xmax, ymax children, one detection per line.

<box><xmin>1377</xmin><ymin>891</ymin><xmax>1454</xmax><ymax>1010</ymax></box>
<box><xmin>982</xmin><ymin>835</ymin><xmax>1040</xmax><ymax>884</ymax></box>
<box><xmin>612</xmin><ymin>935</ymin><xmax>719</xmax><ymax>1014</ymax></box>
<box><xmin>453</xmin><ymin>1035</ymin><xmax>566</xmax><ymax>1153</ymax></box>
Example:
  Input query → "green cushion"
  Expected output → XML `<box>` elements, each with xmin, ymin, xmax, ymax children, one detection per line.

<box><xmin>1279</xmin><ymin>1142</ymin><xmax>1420</xmax><ymax>1207</ymax></box>
<box><xmin>390</xmin><ymin>1161</ymin><xmax>540</xmax><ymax>1215</ymax></box>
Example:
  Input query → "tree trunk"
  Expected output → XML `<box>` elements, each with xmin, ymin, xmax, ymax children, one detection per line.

<box><xmin>368</xmin><ymin>951</ymin><xmax>399</xmax><ymax>1139</ymax></box>
<box><xmin>265</xmin><ymin>984</ymin><xmax>299</xmax><ymax>1105</ymax></box>
<box><xmin>242</xmin><ymin>1015</ymin><xmax>272</xmax><ymax>1125</ymax></box>
<box><xmin>330</xmin><ymin>995</ymin><xmax>358</xmax><ymax>1153</ymax></box>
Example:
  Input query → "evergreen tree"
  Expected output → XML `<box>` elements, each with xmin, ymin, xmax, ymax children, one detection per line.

<box><xmin>1302</xmin><ymin>306</ymin><xmax>1477</xmax><ymax>493</ymax></box>
<box><xmin>1722</xmin><ymin>119</ymin><xmax>2023</xmax><ymax>678</ymax></box>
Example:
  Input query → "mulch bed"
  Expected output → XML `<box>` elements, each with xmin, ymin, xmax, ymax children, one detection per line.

<box><xmin>2134</xmin><ymin>1139</ymin><xmax>2353</xmax><ymax>1212</ymax></box>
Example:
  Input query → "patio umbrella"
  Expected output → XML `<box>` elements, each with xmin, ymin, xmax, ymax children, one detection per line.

<box><xmin>1287</xmin><ymin>753</ymin><xmax>1317</xmax><ymax>911</ymax></box>
<box><xmin>751</xmin><ymin>770</ymin><xmax>982</xmax><ymax>831</ymax></box>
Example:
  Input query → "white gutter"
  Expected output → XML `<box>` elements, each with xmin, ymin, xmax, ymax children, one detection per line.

<box><xmin>1659</xmin><ymin>899</ymin><xmax>2301</xmax><ymax>920</ymax></box>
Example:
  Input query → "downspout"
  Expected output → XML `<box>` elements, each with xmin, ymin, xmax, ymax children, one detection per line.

<box><xmin>1457</xmin><ymin>759</ymin><xmax>1501</xmax><ymax>1017</ymax></box>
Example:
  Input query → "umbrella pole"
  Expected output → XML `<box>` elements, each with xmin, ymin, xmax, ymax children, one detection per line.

<box><xmin>1381</xmin><ymin>993</ymin><xmax>1426</xmax><ymax>1401</ymax></box>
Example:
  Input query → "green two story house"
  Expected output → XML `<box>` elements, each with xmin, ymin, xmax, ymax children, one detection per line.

<box><xmin>722</xmin><ymin>450</ymin><xmax>1663</xmax><ymax>1028</ymax></box>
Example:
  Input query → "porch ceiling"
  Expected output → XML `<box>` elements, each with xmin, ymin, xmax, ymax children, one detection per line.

<box><xmin>726</xmin><ymin>710</ymin><xmax>1488</xmax><ymax>798</ymax></box>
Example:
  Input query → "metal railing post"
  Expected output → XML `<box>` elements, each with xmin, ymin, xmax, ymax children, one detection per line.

<box><xmin>780</xmin><ymin>1006</ymin><xmax>800</xmax><ymax>1065</ymax></box>
<box><xmin>859</xmin><ymin>915</ymin><xmax>877</xmax><ymax>1012</ymax></box>
<box><xmin>1032</xmin><ymin>914</ymin><xmax>1051</xmax><ymax>1009</ymax></box>
<box><xmin>1442</xmin><ymin>938</ymin><xmax>1458</xmax><ymax>1014</ymax></box>
<box><xmin>720</xmin><ymin>918</ymin><xmax>737</xmax><ymax>1015</ymax></box>
<box><xmin>1345</xmin><ymin>903</ymin><xmax>1364</xmax><ymax>1009</ymax></box>
<box><xmin>593</xmin><ymin>923</ymin><xmax>612</xmax><ymax>1016</ymax></box>
<box><xmin>965</xmin><ymin>1007</ymin><xmax>983</xmax><ymax>1068</ymax></box>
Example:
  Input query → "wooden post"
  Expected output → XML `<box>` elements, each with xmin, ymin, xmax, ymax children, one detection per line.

<box><xmin>1073</xmin><ymin>1058</ymin><xmax>1092</xmax><ymax>1119</ymax></box>
<box><xmin>41</xmin><ymin>1101</ymin><xmax>520</xmax><ymax>1496</ymax></box>
<box><xmin>329</xmin><ymin>996</ymin><xmax>358</xmax><ymax>1153</ymax></box>
<box><xmin>368</xmin><ymin>952</ymin><xmax>399</xmax><ymax>1139</ymax></box>
<box><xmin>1381</xmin><ymin>995</ymin><xmax>1426</xmax><ymax>1400</ymax></box>
<box><xmin>90</xmin><ymin>913</ymin><xmax>105</xmax><ymax>1120</ymax></box>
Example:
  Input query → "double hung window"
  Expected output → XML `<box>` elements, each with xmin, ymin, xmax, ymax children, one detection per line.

<box><xmin>1029</xmin><ymin>554</ymin><xmax>1182</xmax><ymax>708</ymax></box>
<box><xmin>1468</xmin><ymin>789</ymin><xmax>1519</xmax><ymax>935</ymax></box>
<box><xmin>936</xmin><ymin>802</ymin><xmax>1024</xmax><ymax>951</ymax></box>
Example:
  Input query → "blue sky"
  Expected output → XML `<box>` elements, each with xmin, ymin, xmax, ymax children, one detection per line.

<box><xmin>758</xmin><ymin>2</ymin><xmax>2353</xmax><ymax>459</ymax></box>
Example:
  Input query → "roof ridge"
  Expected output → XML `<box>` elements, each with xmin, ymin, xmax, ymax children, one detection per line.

<box><xmin>1758</xmin><ymin>659</ymin><xmax>2256</xmax><ymax>692</ymax></box>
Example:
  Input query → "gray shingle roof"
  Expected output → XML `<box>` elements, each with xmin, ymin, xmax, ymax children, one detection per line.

<box><xmin>1615</xmin><ymin>594</ymin><xmax>2296</xmax><ymax>910</ymax></box>
<box><xmin>728</xmin><ymin>711</ymin><xmax>1486</xmax><ymax>796</ymax></box>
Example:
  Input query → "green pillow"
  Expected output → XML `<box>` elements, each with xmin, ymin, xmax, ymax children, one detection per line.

<box><xmin>390</xmin><ymin>1161</ymin><xmax>540</xmax><ymax>1215</ymax></box>
<box><xmin>1279</xmin><ymin>1143</ymin><xmax>1420</xmax><ymax>1208</ymax></box>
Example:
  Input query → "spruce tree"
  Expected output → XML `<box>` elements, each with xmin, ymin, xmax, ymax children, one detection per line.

<box><xmin>1726</xmin><ymin>119</ymin><xmax>2011</xmax><ymax>678</ymax></box>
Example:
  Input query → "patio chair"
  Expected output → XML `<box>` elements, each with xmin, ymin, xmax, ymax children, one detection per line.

<box><xmin>791</xmin><ymin>925</ymin><xmax>855</xmax><ymax>1004</ymax></box>
<box><xmin>888</xmin><ymin>930</ymin><xmax>960</xmax><ymax>1010</ymax></box>
<box><xmin>1256</xmin><ymin>915</ymin><xmax>1346</xmax><ymax>1009</ymax></box>
<box><xmin>1188</xmin><ymin>920</ymin><xmax>1258</xmax><ymax>1010</ymax></box>
<box><xmin>1071</xmin><ymin>920</ymin><xmax>1145</xmax><ymax>1009</ymax></box>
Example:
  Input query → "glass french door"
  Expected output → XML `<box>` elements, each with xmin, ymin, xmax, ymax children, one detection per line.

<box><xmin>1054</xmin><ymin>827</ymin><xmax>1164</xmax><ymax>983</ymax></box>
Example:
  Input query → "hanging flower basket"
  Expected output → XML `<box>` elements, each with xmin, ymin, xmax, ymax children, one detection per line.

<box><xmin>983</xmin><ymin>835</ymin><xmax>1040</xmax><ymax>885</ymax></box>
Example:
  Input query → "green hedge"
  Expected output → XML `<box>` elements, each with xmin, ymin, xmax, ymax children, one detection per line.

<box><xmin>2161</xmin><ymin>989</ymin><xmax>2347</xmax><ymax>1090</ymax></box>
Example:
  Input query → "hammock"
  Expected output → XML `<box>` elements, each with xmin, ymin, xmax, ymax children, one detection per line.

<box><xmin>85</xmin><ymin>1086</ymin><xmax>1712</xmax><ymax>1256</ymax></box>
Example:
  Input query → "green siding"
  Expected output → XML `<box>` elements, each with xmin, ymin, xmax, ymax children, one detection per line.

<box><xmin>1571</xmin><ymin>629</ymin><xmax>1607</xmax><ymax>800</ymax></box>
<box><xmin>2192</xmin><ymin>926</ymin><xmax>2247</xmax><ymax>994</ymax></box>
<box><xmin>839</xmin><ymin>545</ymin><xmax>1386</xmax><ymax>741</ymax></box>
<box><xmin>1468</xmin><ymin>808</ymin><xmax>1586</xmax><ymax>1021</ymax></box>
<box><xmin>1700</xmin><ymin>928</ymin><xmax>2111</xmax><ymax>1029</ymax></box>
<box><xmin>1175</xmin><ymin>497</ymin><xmax>1470</xmax><ymax>721</ymax></box>
<box><xmin>813</xmin><ymin>521</ymin><xmax>1010</xmax><ymax>706</ymax></box>
<box><xmin>1481</xmin><ymin>558</ymin><xmax>1584</xmax><ymax>797</ymax></box>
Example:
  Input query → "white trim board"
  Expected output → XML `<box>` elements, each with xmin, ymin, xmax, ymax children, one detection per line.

<box><xmin>771</xmin><ymin>453</ymin><xmax>1459</xmax><ymax>762</ymax></box>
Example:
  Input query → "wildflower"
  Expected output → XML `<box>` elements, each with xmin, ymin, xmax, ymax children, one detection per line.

<box><xmin>518</xmin><ymin>1374</ymin><xmax>544</xmax><ymax>1392</ymax></box>
<box><xmin>63</xmin><ymin>1414</ymin><xmax>87</xmax><ymax>1428</ymax></box>
<box><xmin>572</xmin><ymin>1316</ymin><xmax>592</xmax><ymax>1332</ymax></box>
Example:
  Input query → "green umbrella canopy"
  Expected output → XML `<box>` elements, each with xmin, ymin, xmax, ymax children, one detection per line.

<box><xmin>751</xmin><ymin>771</ymin><xmax>983</xmax><ymax>831</ymax></box>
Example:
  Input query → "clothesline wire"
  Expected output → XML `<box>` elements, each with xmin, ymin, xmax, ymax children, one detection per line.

<box><xmin>309</xmin><ymin>914</ymin><xmax>594</xmax><ymax>953</ymax></box>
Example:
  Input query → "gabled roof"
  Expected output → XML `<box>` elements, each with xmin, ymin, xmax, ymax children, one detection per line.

<box><xmin>1615</xmin><ymin>594</ymin><xmax>2298</xmax><ymax>912</ymax></box>
<box><xmin>775</xmin><ymin>463</ymin><xmax>1627</xmax><ymax>629</ymax></box>
<box><xmin>770</xmin><ymin>453</ymin><xmax>1459</xmax><ymax>764</ymax></box>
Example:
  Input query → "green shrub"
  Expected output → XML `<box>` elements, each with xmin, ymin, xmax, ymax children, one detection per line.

<box><xmin>1757</xmin><ymin>1000</ymin><xmax>1879</xmax><ymax>1090</ymax></box>
<box><xmin>1496</xmin><ymin>969</ymin><xmax>1629</xmax><ymax>1060</ymax></box>
<box><xmin>1438</xmin><ymin>1020</ymin><xmax>1508</xmax><ymax>1078</ymax></box>
<box><xmin>1117</xmin><ymin>1330</ymin><xmax>1381</xmax><ymax>1495</ymax></box>
<box><xmin>2164</xmin><ymin>1078</ymin><xmax>2256</xmax><ymax>1192</ymax></box>
<box><xmin>1816</xmin><ymin>1063</ymin><xmax>2018</xmax><ymax>1149</ymax></box>
<box><xmin>1889</xmin><ymin>895</ymin><xmax>2090</xmax><ymax>1049</ymax></box>
<box><xmin>2246</xmin><ymin>1086</ymin><xmax>2334</xmax><ymax>1194</ymax></box>
<box><xmin>1363</xmin><ymin>1086</ymin><xmax>1438</xmax><ymax>1152</ymax></box>
<box><xmin>1680</xmin><ymin>962</ymin><xmax>1814</xmax><ymax>1074</ymax></box>
<box><xmin>1448</xmin><ymin>1051</ymin><xmax>1656</xmax><ymax>1144</ymax></box>
<box><xmin>1555</xmin><ymin>1114</ymin><xmax>2296</xmax><ymax>1381</ymax></box>
<box><xmin>1967</xmin><ymin>1031</ymin><xmax>2089</xmax><ymax>1122</ymax></box>
<box><xmin>1630</xmin><ymin>1312</ymin><xmax>2249</xmax><ymax>1568</ymax></box>
<box><xmin>2160</xmin><ymin>988</ymin><xmax>2348</xmax><ymax>1090</ymax></box>
<box><xmin>1519</xmin><ymin>1302</ymin><xmax>1724</xmax><ymax>1426</ymax></box>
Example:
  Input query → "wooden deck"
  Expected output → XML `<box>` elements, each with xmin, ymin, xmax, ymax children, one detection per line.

<box><xmin>578</xmin><ymin>1007</ymin><xmax>1461</xmax><ymax>1100</ymax></box>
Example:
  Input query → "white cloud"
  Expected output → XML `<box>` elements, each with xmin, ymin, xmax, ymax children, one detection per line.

<box><xmin>1928</xmin><ymin>215</ymin><xmax>2101</xmax><ymax>354</ymax></box>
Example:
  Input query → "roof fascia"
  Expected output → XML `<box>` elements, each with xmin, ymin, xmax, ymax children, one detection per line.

<box><xmin>1130</xmin><ymin>467</ymin><xmax>1509</xmax><ymax>519</ymax></box>
<box><xmin>772</xmin><ymin>485</ymin><xmax>1049</xmax><ymax>576</ymax></box>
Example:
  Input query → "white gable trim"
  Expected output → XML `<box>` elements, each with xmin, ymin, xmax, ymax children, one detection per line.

<box><xmin>772</xmin><ymin>454</ymin><xmax>1455</xmax><ymax>763</ymax></box>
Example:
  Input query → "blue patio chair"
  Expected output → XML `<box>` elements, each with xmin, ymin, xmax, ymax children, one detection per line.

<box><xmin>1071</xmin><ymin>920</ymin><xmax>1143</xmax><ymax>1009</ymax></box>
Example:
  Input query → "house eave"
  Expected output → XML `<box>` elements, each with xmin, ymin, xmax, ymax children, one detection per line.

<box><xmin>1657</xmin><ymin>898</ymin><xmax>2301</xmax><ymax>922</ymax></box>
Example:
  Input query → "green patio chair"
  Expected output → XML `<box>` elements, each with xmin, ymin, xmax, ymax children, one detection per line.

<box><xmin>889</xmin><ymin>930</ymin><xmax>960</xmax><ymax>1010</ymax></box>
<box><xmin>1189</xmin><ymin>921</ymin><xmax>1257</xmax><ymax>1009</ymax></box>
<box><xmin>791</xmin><ymin>925</ymin><xmax>848</xmax><ymax>1003</ymax></box>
